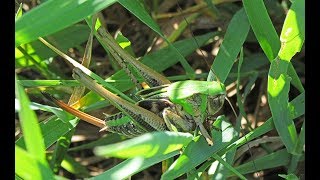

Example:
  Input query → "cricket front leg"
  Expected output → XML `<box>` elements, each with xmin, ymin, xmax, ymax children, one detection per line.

<box><xmin>196</xmin><ymin>118</ymin><xmax>214</xmax><ymax>146</ymax></box>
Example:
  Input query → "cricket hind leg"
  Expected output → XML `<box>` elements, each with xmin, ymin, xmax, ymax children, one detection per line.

<box><xmin>104</xmin><ymin>112</ymin><xmax>149</xmax><ymax>137</ymax></box>
<box><xmin>103</xmin><ymin>98</ymin><xmax>173</xmax><ymax>137</ymax></box>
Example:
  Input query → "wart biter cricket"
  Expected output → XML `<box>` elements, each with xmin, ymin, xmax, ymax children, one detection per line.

<box><xmin>43</xmin><ymin>22</ymin><xmax>227</xmax><ymax>146</ymax></box>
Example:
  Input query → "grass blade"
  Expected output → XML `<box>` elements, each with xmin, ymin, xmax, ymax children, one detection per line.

<box><xmin>268</xmin><ymin>58</ymin><xmax>297</xmax><ymax>153</ymax></box>
<box><xmin>49</xmin><ymin>128</ymin><xmax>75</xmax><ymax>173</ymax></box>
<box><xmin>232</xmin><ymin>149</ymin><xmax>291</xmax><ymax>176</ymax></box>
<box><xmin>278</xmin><ymin>0</ymin><xmax>305</xmax><ymax>62</ymax></box>
<box><xmin>222</xmin><ymin>92</ymin><xmax>304</xmax><ymax>155</ymax></box>
<box><xmin>208</xmin><ymin>8</ymin><xmax>250</xmax><ymax>82</ymax></box>
<box><xmin>16</xmin><ymin>116</ymin><xmax>78</xmax><ymax>150</ymax></box>
<box><xmin>16</xmin><ymin>24</ymin><xmax>90</xmax><ymax>69</ymax></box>
<box><xmin>15</xmin><ymin>0</ymin><xmax>117</xmax><ymax>46</ymax></box>
<box><xmin>243</xmin><ymin>0</ymin><xmax>280</xmax><ymax>60</ymax></box>
<box><xmin>15</xmin><ymin>146</ymin><xmax>54</xmax><ymax>179</ymax></box>
<box><xmin>68</xmin><ymin>133</ymin><xmax>123</xmax><ymax>152</ymax></box>
<box><xmin>288</xmin><ymin>120</ymin><xmax>305</xmax><ymax>173</ymax></box>
<box><xmin>17</xmin><ymin>80</ymin><xmax>80</xmax><ymax>87</ymax></box>
<box><xmin>161</xmin><ymin>116</ymin><xmax>236</xmax><ymax>179</ymax></box>
<box><xmin>91</xmin><ymin>151</ymin><xmax>179</xmax><ymax>180</ymax></box>
<box><xmin>212</xmin><ymin>154</ymin><xmax>246</xmax><ymax>180</ymax></box>
<box><xmin>60</xmin><ymin>154</ymin><xmax>90</xmax><ymax>178</ymax></box>
<box><xmin>15</xmin><ymin>75</ymin><xmax>47</xmax><ymax>164</ymax></box>
<box><xmin>267</xmin><ymin>0</ymin><xmax>305</xmax><ymax>154</ymax></box>
<box><xmin>94</xmin><ymin>131</ymin><xmax>193</xmax><ymax>158</ymax></box>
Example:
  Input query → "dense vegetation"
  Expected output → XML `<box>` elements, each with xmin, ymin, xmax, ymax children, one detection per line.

<box><xmin>15</xmin><ymin>0</ymin><xmax>304</xmax><ymax>179</ymax></box>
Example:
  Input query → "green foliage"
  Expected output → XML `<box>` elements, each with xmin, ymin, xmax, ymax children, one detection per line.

<box><xmin>15</xmin><ymin>0</ymin><xmax>304</xmax><ymax>179</ymax></box>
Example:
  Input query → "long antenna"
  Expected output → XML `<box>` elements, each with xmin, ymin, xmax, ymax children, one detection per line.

<box><xmin>175</xmin><ymin>1</ymin><xmax>259</xmax><ymax>177</ymax></box>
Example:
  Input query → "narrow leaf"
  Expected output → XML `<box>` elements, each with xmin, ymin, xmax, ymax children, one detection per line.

<box><xmin>15</xmin><ymin>0</ymin><xmax>117</xmax><ymax>46</ymax></box>
<box><xmin>208</xmin><ymin>8</ymin><xmax>250</xmax><ymax>82</ymax></box>
<box><xmin>279</xmin><ymin>0</ymin><xmax>305</xmax><ymax>61</ymax></box>
<box><xmin>15</xmin><ymin>75</ymin><xmax>47</xmax><ymax>164</ymax></box>
<box><xmin>15</xmin><ymin>146</ymin><xmax>54</xmax><ymax>179</ymax></box>
<box><xmin>243</xmin><ymin>0</ymin><xmax>280</xmax><ymax>61</ymax></box>
<box><xmin>94</xmin><ymin>131</ymin><xmax>193</xmax><ymax>158</ymax></box>
<box><xmin>232</xmin><ymin>149</ymin><xmax>291</xmax><ymax>176</ymax></box>
<box><xmin>91</xmin><ymin>151</ymin><xmax>179</xmax><ymax>180</ymax></box>
<box><xmin>162</xmin><ymin>116</ymin><xmax>237</xmax><ymax>179</ymax></box>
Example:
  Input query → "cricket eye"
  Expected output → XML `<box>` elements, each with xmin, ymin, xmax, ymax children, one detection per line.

<box><xmin>207</xmin><ymin>94</ymin><xmax>225</xmax><ymax>115</ymax></box>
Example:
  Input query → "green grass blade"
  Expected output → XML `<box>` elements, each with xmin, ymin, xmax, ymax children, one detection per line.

<box><xmin>161</xmin><ymin>116</ymin><xmax>237</xmax><ymax>179</ymax></box>
<box><xmin>18</xmin><ymin>80</ymin><xmax>80</xmax><ymax>87</ymax></box>
<box><xmin>15</xmin><ymin>75</ymin><xmax>47</xmax><ymax>164</ymax></box>
<box><xmin>16</xmin><ymin>46</ymin><xmax>55</xmax><ymax>79</ymax></box>
<box><xmin>236</xmin><ymin>48</ymin><xmax>247</xmax><ymax>130</ymax></box>
<box><xmin>91</xmin><ymin>151</ymin><xmax>179</xmax><ymax>180</ymax></box>
<box><xmin>268</xmin><ymin>65</ymin><xmax>297</xmax><ymax>153</ymax></box>
<box><xmin>267</xmin><ymin>0</ymin><xmax>304</xmax><ymax>154</ymax></box>
<box><xmin>229</xmin><ymin>53</ymin><xmax>269</xmax><ymax>75</ymax></box>
<box><xmin>15</xmin><ymin>146</ymin><xmax>54</xmax><ymax>179</ymax></box>
<box><xmin>15</xmin><ymin>3</ymin><xmax>23</xmax><ymax>19</ymax></box>
<box><xmin>279</xmin><ymin>173</ymin><xmax>299</xmax><ymax>180</ymax></box>
<box><xmin>278</xmin><ymin>0</ymin><xmax>305</xmax><ymax>94</ymax></box>
<box><xmin>278</xmin><ymin>0</ymin><xmax>305</xmax><ymax>62</ymax></box>
<box><xmin>94</xmin><ymin>131</ymin><xmax>193</xmax><ymax>158</ymax></box>
<box><xmin>16</xmin><ymin>116</ymin><xmax>78</xmax><ymax>150</ymax></box>
<box><xmin>16</xmin><ymin>100</ymin><xmax>73</xmax><ymax>122</ymax></box>
<box><xmin>208</xmin><ymin>151</ymin><xmax>237</xmax><ymax>179</ymax></box>
<box><xmin>16</xmin><ymin>24</ymin><xmax>90</xmax><ymax>70</ymax></box>
<box><xmin>49</xmin><ymin>128</ymin><xmax>75</xmax><ymax>173</ymax></box>
<box><xmin>232</xmin><ymin>149</ymin><xmax>291</xmax><ymax>176</ymax></box>
<box><xmin>203</xmin><ymin>0</ymin><xmax>220</xmax><ymax>16</ymax></box>
<box><xmin>223</xmin><ymin>92</ymin><xmax>304</xmax><ymax>154</ymax></box>
<box><xmin>15</xmin><ymin>0</ymin><xmax>117</xmax><ymax>46</ymax></box>
<box><xmin>68</xmin><ymin>133</ymin><xmax>123</xmax><ymax>151</ymax></box>
<box><xmin>60</xmin><ymin>154</ymin><xmax>90</xmax><ymax>178</ymax></box>
<box><xmin>208</xmin><ymin>8</ymin><xmax>250</xmax><ymax>83</ymax></box>
<box><xmin>288</xmin><ymin>120</ymin><xmax>305</xmax><ymax>173</ymax></box>
<box><xmin>242</xmin><ymin>0</ymin><xmax>304</xmax><ymax>94</ymax></box>
<box><xmin>243</xmin><ymin>0</ymin><xmax>280</xmax><ymax>61</ymax></box>
<box><xmin>288</xmin><ymin>64</ymin><xmax>304</xmax><ymax>93</ymax></box>
<box><xmin>212</xmin><ymin>154</ymin><xmax>246</xmax><ymax>180</ymax></box>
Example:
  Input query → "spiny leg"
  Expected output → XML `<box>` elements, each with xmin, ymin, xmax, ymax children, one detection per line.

<box><xmin>96</xmin><ymin>27</ymin><xmax>171</xmax><ymax>87</ymax></box>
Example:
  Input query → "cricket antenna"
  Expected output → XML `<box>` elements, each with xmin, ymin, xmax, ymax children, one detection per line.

<box><xmin>175</xmin><ymin>0</ymin><xmax>221</xmax><ymax>83</ymax></box>
<box><xmin>225</xmin><ymin>96</ymin><xmax>237</xmax><ymax>118</ymax></box>
<box><xmin>226</xmin><ymin>94</ymin><xmax>259</xmax><ymax>178</ymax></box>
